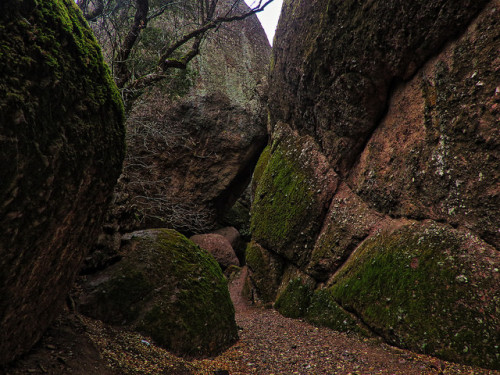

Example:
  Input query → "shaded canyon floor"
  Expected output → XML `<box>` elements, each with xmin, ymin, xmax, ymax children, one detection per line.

<box><xmin>3</xmin><ymin>268</ymin><xmax>499</xmax><ymax>375</ymax></box>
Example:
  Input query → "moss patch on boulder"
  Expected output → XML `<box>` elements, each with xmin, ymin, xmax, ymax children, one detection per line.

<box><xmin>274</xmin><ymin>267</ymin><xmax>315</xmax><ymax>319</ymax></box>
<box><xmin>251</xmin><ymin>144</ymin><xmax>271</xmax><ymax>196</ymax></box>
<box><xmin>78</xmin><ymin>229</ymin><xmax>237</xmax><ymax>357</ymax></box>
<box><xmin>328</xmin><ymin>221</ymin><xmax>499</xmax><ymax>369</ymax></box>
<box><xmin>245</xmin><ymin>241</ymin><xmax>284</xmax><ymax>303</ymax></box>
<box><xmin>305</xmin><ymin>289</ymin><xmax>372</xmax><ymax>337</ymax></box>
<box><xmin>250</xmin><ymin>123</ymin><xmax>337</xmax><ymax>265</ymax></box>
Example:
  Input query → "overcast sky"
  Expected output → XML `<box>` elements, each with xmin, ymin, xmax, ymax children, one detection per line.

<box><xmin>244</xmin><ymin>0</ymin><xmax>283</xmax><ymax>45</ymax></box>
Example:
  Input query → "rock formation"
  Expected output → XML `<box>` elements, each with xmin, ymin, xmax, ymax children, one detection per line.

<box><xmin>109</xmin><ymin>0</ymin><xmax>271</xmax><ymax>235</ymax></box>
<box><xmin>78</xmin><ymin>229</ymin><xmax>238</xmax><ymax>357</ymax></box>
<box><xmin>249</xmin><ymin>0</ymin><xmax>499</xmax><ymax>369</ymax></box>
<box><xmin>190</xmin><ymin>233</ymin><xmax>240</xmax><ymax>270</ymax></box>
<box><xmin>0</xmin><ymin>0</ymin><xmax>125</xmax><ymax>365</ymax></box>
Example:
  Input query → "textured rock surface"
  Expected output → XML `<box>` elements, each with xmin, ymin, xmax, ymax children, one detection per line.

<box><xmin>110</xmin><ymin>0</ymin><xmax>271</xmax><ymax>234</ymax></box>
<box><xmin>250</xmin><ymin>0</ymin><xmax>500</xmax><ymax>369</ymax></box>
<box><xmin>190</xmin><ymin>233</ymin><xmax>240</xmax><ymax>270</ymax></box>
<box><xmin>0</xmin><ymin>0</ymin><xmax>125</xmax><ymax>365</ymax></box>
<box><xmin>78</xmin><ymin>229</ymin><xmax>238</xmax><ymax>357</ymax></box>
<box><xmin>328</xmin><ymin>221</ymin><xmax>499</xmax><ymax>368</ymax></box>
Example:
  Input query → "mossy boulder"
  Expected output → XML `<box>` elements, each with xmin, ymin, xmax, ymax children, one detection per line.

<box><xmin>78</xmin><ymin>229</ymin><xmax>238</xmax><ymax>357</ymax></box>
<box><xmin>327</xmin><ymin>221</ymin><xmax>499</xmax><ymax>369</ymax></box>
<box><xmin>305</xmin><ymin>183</ymin><xmax>387</xmax><ymax>281</ymax></box>
<box><xmin>0</xmin><ymin>0</ymin><xmax>124</xmax><ymax>365</ymax></box>
<box><xmin>250</xmin><ymin>123</ymin><xmax>338</xmax><ymax>266</ymax></box>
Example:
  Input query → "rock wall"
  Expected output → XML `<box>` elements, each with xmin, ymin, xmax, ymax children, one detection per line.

<box><xmin>250</xmin><ymin>0</ymin><xmax>499</xmax><ymax>369</ymax></box>
<box><xmin>109</xmin><ymin>0</ymin><xmax>271</xmax><ymax>235</ymax></box>
<box><xmin>0</xmin><ymin>0</ymin><xmax>125</xmax><ymax>365</ymax></box>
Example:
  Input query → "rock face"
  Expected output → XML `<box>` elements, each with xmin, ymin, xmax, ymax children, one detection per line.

<box><xmin>190</xmin><ymin>233</ymin><xmax>240</xmax><ymax>270</ymax></box>
<box><xmin>250</xmin><ymin>0</ymin><xmax>500</xmax><ymax>369</ymax></box>
<box><xmin>0</xmin><ymin>0</ymin><xmax>125</xmax><ymax>365</ymax></box>
<box><xmin>110</xmin><ymin>0</ymin><xmax>271</xmax><ymax>235</ymax></box>
<box><xmin>78</xmin><ymin>229</ymin><xmax>238</xmax><ymax>357</ymax></box>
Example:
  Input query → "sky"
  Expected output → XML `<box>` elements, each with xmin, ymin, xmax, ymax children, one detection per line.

<box><xmin>244</xmin><ymin>0</ymin><xmax>284</xmax><ymax>45</ymax></box>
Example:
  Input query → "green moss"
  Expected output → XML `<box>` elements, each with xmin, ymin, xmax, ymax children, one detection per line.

<box><xmin>305</xmin><ymin>289</ymin><xmax>371</xmax><ymax>336</ymax></box>
<box><xmin>251</xmin><ymin>144</ymin><xmax>271</xmax><ymax>193</ymax></box>
<box><xmin>250</xmin><ymin>144</ymin><xmax>315</xmax><ymax>260</ymax></box>
<box><xmin>274</xmin><ymin>277</ymin><xmax>313</xmax><ymax>319</ymax></box>
<box><xmin>81</xmin><ymin>229</ymin><xmax>237</xmax><ymax>357</ymax></box>
<box><xmin>328</xmin><ymin>222</ymin><xmax>500</xmax><ymax>369</ymax></box>
<box><xmin>245</xmin><ymin>241</ymin><xmax>284</xmax><ymax>303</ymax></box>
<box><xmin>136</xmin><ymin>229</ymin><xmax>237</xmax><ymax>356</ymax></box>
<box><xmin>0</xmin><ymin>0</ymin><xmax>125</xmax><ymax>198</ymax></box>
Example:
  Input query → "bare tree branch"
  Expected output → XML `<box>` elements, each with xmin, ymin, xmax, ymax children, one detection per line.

<box><xmin>115</xmin><ymin>0</ymin><xmax>150</xmax><ymax>88</ymax></box>
<box><xmin>81</xmin><ymin>0</ymin><xmax>275</xmax><ymax>98</ymax></box>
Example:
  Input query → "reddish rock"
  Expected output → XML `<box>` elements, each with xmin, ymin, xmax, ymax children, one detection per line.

<box><xmin>190</xmin><ymin>233</ymin><xmax>240</xmax><ymax>270</ymax></box>
<box><xmin>214</xmin><ymin>226</ymin><xmax>245</xmax><ymax>263</ymax></box>
<box><xmin>249</xmin><ymin>0</ymin><xmax>499</xmax><ymax>369</ymax></box>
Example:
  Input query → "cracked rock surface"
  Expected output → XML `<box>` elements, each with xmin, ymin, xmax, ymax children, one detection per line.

<box><xmin>249</xmin><ymin>0</ymin><xmax>500</xmax><ymax>369</ymax></box>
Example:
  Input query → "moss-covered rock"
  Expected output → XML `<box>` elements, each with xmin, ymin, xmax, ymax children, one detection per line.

<box><xmin>251</xmin><ymin>144</ymin><xmax>271</xmax><ymax>197</ymax></box>
<box><xmin>250</xmin><ymin>123</ymin><xmax>338</xmax><ymax>265</ymax></box>
<box><xmin>245</xmin><ymin>241</ymin><xmax>284</xmax><ymax>303</ymax></box>
<box><xmin>306</xmin><ymin>183</ymin><xmax>387</xmax><ymax>281</ymax></box>
<box><xmin>328</xmin><ymin>221</ymin><xmax>499</xmax><ymax>369</ymax></box>
<box><xmin>78</xmin><ymin>229</ymin><xmax>238</xmax><ymax>357</ymax></box>
<box><xmin>274</xmin><ymin>266</ymin><xmax>316</xmax><ymax>319</ymax></box>
<box><xmin>0</xmin><ymin>0</ymin><xmax>124</xmax><ymax>365</ymax></box>
<box><xmin>305</xmin><ymin>289</ymin><xmax>372</xmax><ymax>337</ymax></box>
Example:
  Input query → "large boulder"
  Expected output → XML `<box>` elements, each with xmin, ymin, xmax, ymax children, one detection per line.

<box><xmin>78</xmin><ymin>229</ymin><xmax>238</xmax><ymax>357</ymax></box>
<box><xmin>0</xmin><ymin>0</ymin><xmax>125</xmax><ymax>365</ymax></box>
<box><xmin>328</xmin><ymin>221</ymin><xmax>499</xmax><ymax>368</ymax></box>
<box><xmin>108</xmin><ymin>0</ymin><xmax>271</xmax><ymax>235</ymax></box>
<box><xmin>249</xmin><ymin>0</ymin><xmax>500</xmax><ymax>369</ymax></box>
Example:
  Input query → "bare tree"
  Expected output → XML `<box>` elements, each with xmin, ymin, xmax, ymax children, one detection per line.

<box><xmin>76</xmin><ymin>0</ymin><xmax>274</xmax><ymax>102</ymax></box>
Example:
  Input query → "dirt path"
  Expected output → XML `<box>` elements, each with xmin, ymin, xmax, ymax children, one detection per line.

<box><xmin>192</xmin><ymin>267</ymin><xmax>499</xmax><ymax>375</ymax></box>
